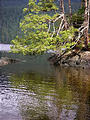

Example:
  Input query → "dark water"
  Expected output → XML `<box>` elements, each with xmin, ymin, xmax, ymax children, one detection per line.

<box><xmin>0</xmin><ymin>52</ymin><xmax>90</xmax><ymax>120</ymax></box>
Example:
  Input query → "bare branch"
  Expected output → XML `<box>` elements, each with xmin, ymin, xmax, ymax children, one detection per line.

<box><xmin>57</xmin><ymin>19</ymin><xmax>64</xmax><ymax>35</ymax></box>
<box><xmin>53</xmin><ymin>14</ymin><xmax>64</xmax><ymax>22</ymax></box>
<box><xmin>47</xmin><ymin>20</ymin><xmax>51</xmax><ymax>33</ymax></box>
<box><xmin>70</xmin><ymin>26</ymin><xmax>88</xmax><ymax>49</ymax></box>
<box><xmin>51</xmin><ymin>22</ymin><xmax>56</xmax><ymax>37</ymax></box>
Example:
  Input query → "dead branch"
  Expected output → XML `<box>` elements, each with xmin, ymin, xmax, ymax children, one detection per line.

<box><xmin>47</xmin><ymin>20</ymin><xmax>51</xmax><ymax>33</ymax></box>
<box><xmin>57</xmin><ymin>19</ymin><xmax>64</xmax><ymax>35</ymax></box>
<box><xmin>51</xmin><ymin>22</ymin><xmax>56</xmax><ymax>37</ymax></box>
<box><xmin>53</xmin><ymin>14</ymin><xmax>64</xmax><ymax>22</ymax></box>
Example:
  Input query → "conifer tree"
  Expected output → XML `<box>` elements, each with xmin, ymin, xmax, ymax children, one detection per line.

<box><xmin>12</xmin><ymin>0</ymin><xmax>90</xmax><ymax>55</ymax></box>
<box><xmin>11</xmin><ymin>0</ymin><xmax>77</xmax><ymax>55</ymax></box>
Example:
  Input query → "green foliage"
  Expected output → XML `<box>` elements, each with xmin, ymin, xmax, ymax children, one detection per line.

<box><xmin>11</xmin><ymin>0</ymin><xmax>78</xmax><ymax>55</ymax></box>
<box><xmin>88</xmin><ymin>42</ymin><xmax>90</xmax><ymax>49</ymax></box>
<box><xmin>71</xmin><ymin>6</ymin><xmax>85</xmax><ymax>28</ymax></box>
<box><xmin>23</xmin><ymin>0</ymin><xmax>58</xmax><ymax>13</ymax></box>
<box><xmin>77</xmin><ymin>6</ymin><xmax>85</xmax><ymax>15</ymax></box>
<box><xmin>53</xmin><ymin>27</ymin><xmax>78</xmax><ymax>51</ymax></box>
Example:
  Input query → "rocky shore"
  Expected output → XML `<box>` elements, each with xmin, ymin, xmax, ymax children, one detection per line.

<box><xmin>49</xmin><ymin>51</ymin><xmax>90</xmax><ymax>68</ymax></box>
<box><xmin>0</xmin><ymin>57</ymin><xmax>20</xmax><ymax>66</ymax></box>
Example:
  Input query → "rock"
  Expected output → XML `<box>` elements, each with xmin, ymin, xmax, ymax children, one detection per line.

<box><xmin>51</xmin><ymin>51</ymin><xmax>90</xmax><ymax>68</ymax></box>
<box><xmin>0</xmin><ymin>57</ymin><xmax>20</xmax><ymax>66</ymax></box>
<box><xmin>66</xmin><ymin>51</ymin><xmax>90</xmax><ymax>68</ymax></box>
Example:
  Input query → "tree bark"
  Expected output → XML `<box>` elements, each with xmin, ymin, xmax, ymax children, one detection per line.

<box><xmin>60</xmin><ymin>0</ymin><xmax>68</xmax><ymax>29</ymax></box>
<box><xmin>88</xmin><ymin>0</ymin><xmax>90</xmax><ymax>28</ymax></box>
<box><xmin>68</xmin><ymin>0</ymin><xmax>72</xmax><ymax>19</ymax></box>
<box><xmin>84</xmin><ymin>0</ymin><xmax>89</xmax><ymax>48</ymax></box>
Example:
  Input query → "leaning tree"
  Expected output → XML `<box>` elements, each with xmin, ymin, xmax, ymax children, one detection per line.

<box><xmin>11</xmin><ymin>0</ymin><xmax>90</xmax><ymax>57</ymax></box>
<box><xmin>11</xmin><ymin>0</ymin><xmax>77</xmax><ymax>55</ymax></box>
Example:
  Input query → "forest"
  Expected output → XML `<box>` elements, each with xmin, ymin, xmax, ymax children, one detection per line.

<box><xmin>0</xmin><ymin>0</ymin><xmax>28</xmax><ymax>43</ymax></box>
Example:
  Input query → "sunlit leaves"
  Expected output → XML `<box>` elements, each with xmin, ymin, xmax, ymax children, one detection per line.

<box><xmin>11</xmin><ymin>0</ymin><xmax>78</xmax><ymax>55</ymax></box>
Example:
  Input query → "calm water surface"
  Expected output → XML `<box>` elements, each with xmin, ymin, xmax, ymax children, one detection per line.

<box><xmin>0</xmin><ymin>53</ymin><xmax>90</xmax><ymax>120</ymax></box>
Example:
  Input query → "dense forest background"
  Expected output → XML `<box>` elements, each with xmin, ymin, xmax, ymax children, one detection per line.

<box><xmin>0</xmin><ymin>0</ymin><xmax>81</xmax><ymax>43</ymax></box>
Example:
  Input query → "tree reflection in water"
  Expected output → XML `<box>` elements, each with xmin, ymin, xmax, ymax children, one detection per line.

<box><xmin>9</xmin><ymin>67</ymin><xmax>90</xmax><ymax>120</ymax></box>
<box><xmin>55</xmin><ymin>67</ymin><xmax>90</xmax><ymax>120</ymax></box>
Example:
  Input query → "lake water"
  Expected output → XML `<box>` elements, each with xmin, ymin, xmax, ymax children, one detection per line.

<box><xmin>0</xmin><ymin>52</ymin><xmax>89</xmax><ymax>120</ymax></box>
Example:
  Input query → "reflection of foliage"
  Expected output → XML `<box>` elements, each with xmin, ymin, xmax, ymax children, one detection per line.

<box><xmin>55</xmin><ymin>66</ymin><xmax>90</xmax><ymax>120</ymax></box>
<box><xmin>77</xmin><ymin>6</ymin><xmax>85</xmax><ymax>15</ymax></box>
<box><xmin>56</xmin><ymin>87</ymin><xmax>73</xmax><ymax>105</ymax></box>
<box><xmin>55</xmin><ymin>79</ymin><xmax>76</xmax><ymax>109</ymax></box>
<box><xmin>9</xmin><ymin>72</ymin><xmax>57</xmax><ymax>119</ymax></box>
<box><xmin>9</xmin><ymin>67</ymin><xmax>90</xmax><ymax>120</ymax></box>
<box><xmin>10</xmin><ymin>71</ymin><xmax>77</xmax><ymax>112</ymax></box>
<box><xmin>10</xmin><ymin>72</ymin><xmax>56</xmax><ymax>98</ymax></box>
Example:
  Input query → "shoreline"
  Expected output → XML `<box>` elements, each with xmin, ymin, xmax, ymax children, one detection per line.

<box><xmin>49</xmin><ymin>51</ymin><xmax>90</xmax><ymax>69</ymax></box>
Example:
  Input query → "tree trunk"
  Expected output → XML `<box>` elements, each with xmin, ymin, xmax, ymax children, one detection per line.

<box><xmin>60</xmin><ymin>0</ymin><xmax>64</xmax><ymax>13</ymax></box>
<box><xmin>60</xmin><ymin>0</ymin><xmax>68</xmax><ymax>29</ymax></box>
<box><xmin>88</xmin><ymin>0</ymin><xmax>90</xmax><ymax>29</ymax></box>
<box><xmin>84</xmin><ymin>0</ymin><xmax>89</xmax><ymax>48</ymax></box>
<box><xmin>68</xmin><ymin>0</ymin><xmax>72</xmax><ymax>19</ymax></box>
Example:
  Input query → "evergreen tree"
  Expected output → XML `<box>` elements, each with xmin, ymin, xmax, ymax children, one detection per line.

<box><xmin>11</xmin><ymin>0</ymin><xmax>77</xmax><ymax>55</ymax></box>
<box><xmin>11</xmin><ymin>0</ymin><xmax>89</xmax><ymax>55</ymax></box>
